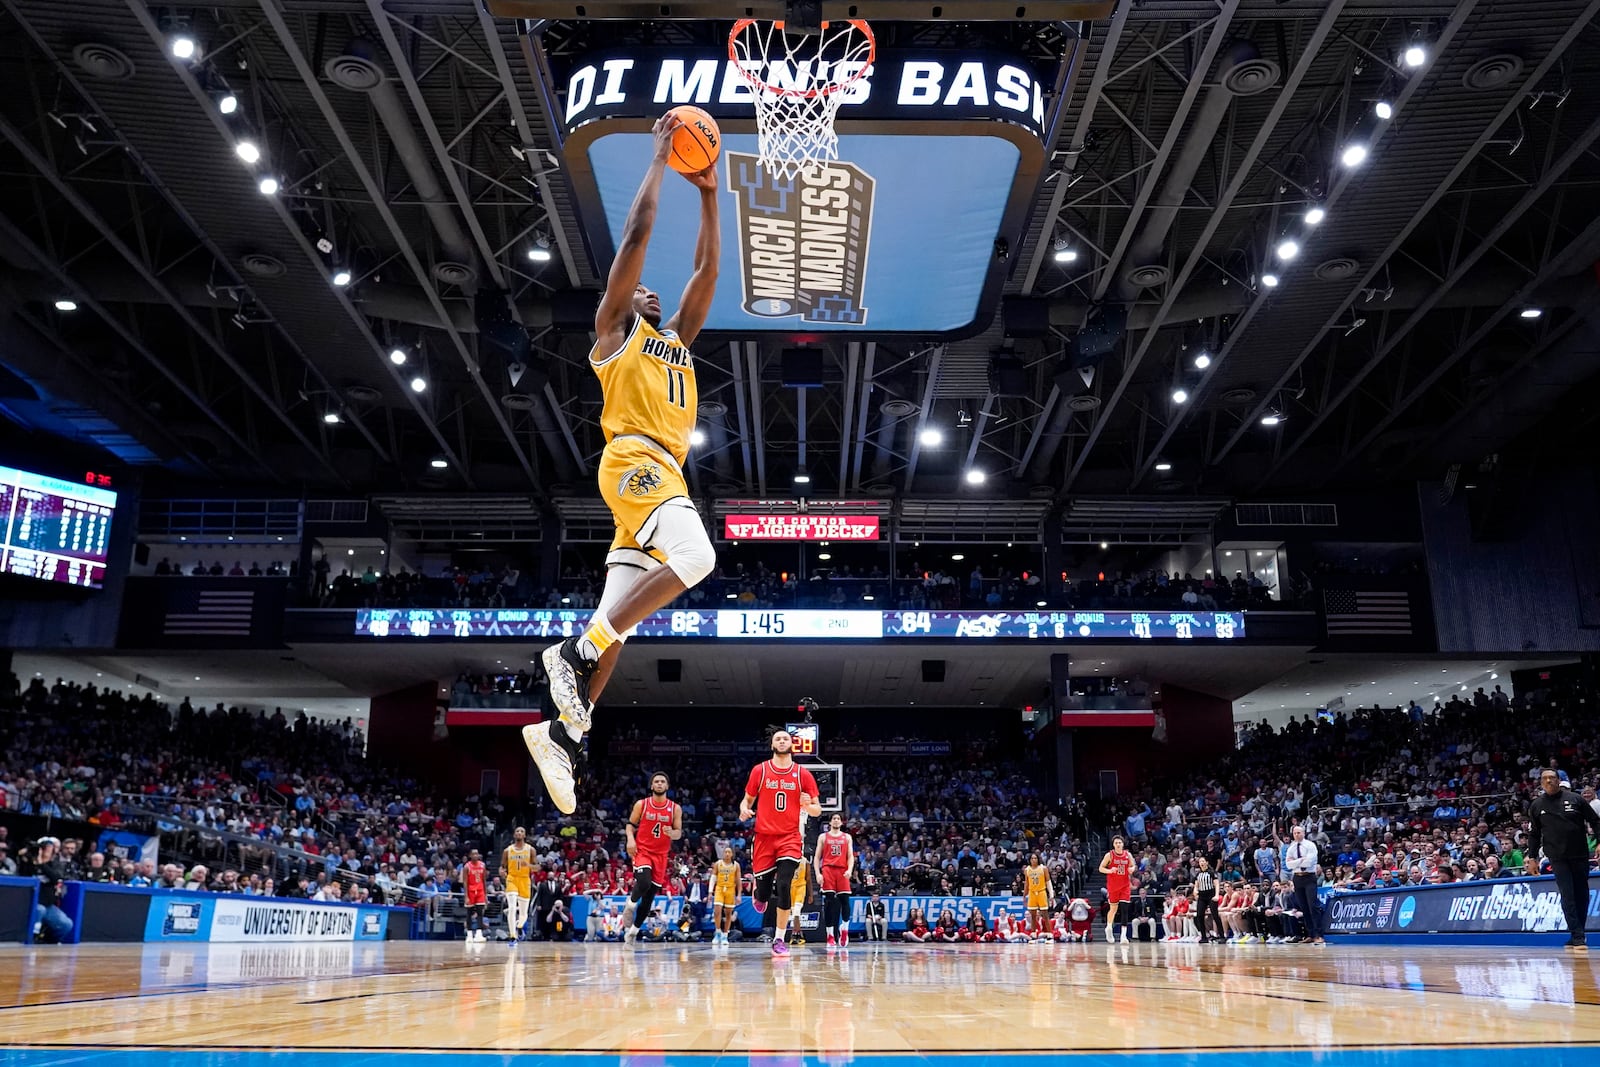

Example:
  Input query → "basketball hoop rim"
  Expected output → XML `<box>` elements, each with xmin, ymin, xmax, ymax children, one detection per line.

<box><xmin>728</xmin><ymin>18</ymin><xmax>877</xmax><ymax>101</ymax></box>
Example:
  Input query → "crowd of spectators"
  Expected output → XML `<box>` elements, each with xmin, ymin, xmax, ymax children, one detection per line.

<box><xmin>1106</xmin><ymin>683</ymin><xmax>1597</xmax><ymax>933</ymax></box>
<box><xmin>1</xmin><ymin>672</ymin><xmax>1093</xmax><ymax>941</ymax></box>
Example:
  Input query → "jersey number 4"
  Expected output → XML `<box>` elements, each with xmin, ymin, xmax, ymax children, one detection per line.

<box><xmin>664</xmin><ymin>368</ymin><xmax>688</xmax><ymax>408</ymax></box>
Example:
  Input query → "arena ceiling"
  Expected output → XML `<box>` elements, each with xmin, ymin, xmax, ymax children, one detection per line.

<box><xmin>0</xmin><ymin>0</ymin><xmax>1597</xmax><ymax>504</ymax></box>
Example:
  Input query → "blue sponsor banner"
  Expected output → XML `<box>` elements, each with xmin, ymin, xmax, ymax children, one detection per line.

<box><xmin>1323</xmin><ymin>874</ymin><xmax>1600</xmax><ymax>936</ymax></box>
<box><xmin>144</xmin><ymin>891</ymin><xmax>215</xmax><ymax>941</ymax></box>
<box><xmin>572</xmin><ymin>893</ymin><xmax>691</xmax><ymax>932</ymax></box>
<box><xmin>97</xmin><ymin>829</ymin><xmax>159</xmax><ymax>868</ymax></box>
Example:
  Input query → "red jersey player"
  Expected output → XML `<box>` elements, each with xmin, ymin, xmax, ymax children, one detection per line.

<box><xmin>622</xmin><ymin>771</ymin><xmax>681</xmax><ymax>943</ymax></box>
<box><xmin>460</xmin><ymin>848</ymin><xmax>489</xmax><ymax>943</ymax></box>
<box><xmin>1098</xmin><ymin>835</ymin><xmax>1134</xmax><ymax>943</ymax></box>
<box><xmin>740</xmin><ymin>728</ymin><xmax>821</xmax><ymax>957</ymax></box>
<box><xmin>813</xmin><ymin>813</ymin><xmax>854</xmax><ymax>950</ymax></box>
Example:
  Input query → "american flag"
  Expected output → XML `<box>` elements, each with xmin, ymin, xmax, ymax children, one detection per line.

<box><xmin>1324</xmin><ymin>589</ymin><xmax>1412</xmax><ymax>635</ymax></box>
<box><xmin>163</xmin><ymin>589</ymin><xmax>256</xmax><ymax>637</ymax></box>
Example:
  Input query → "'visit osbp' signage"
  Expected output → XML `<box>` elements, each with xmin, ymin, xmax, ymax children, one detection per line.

<box><xmin>559</xmin><ymin>50</ymin><xmax>1050</xmax><ymax>141</ymax></box>
<box><xmin>1324</xmin><ymin>875</ymin><xmax>1600</xmax><ymax>935</ymax></box>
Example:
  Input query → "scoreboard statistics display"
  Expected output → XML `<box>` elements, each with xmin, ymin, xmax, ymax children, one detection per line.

<box><xmin>355</xmin><ymin>608</ymin><xmax>1244</xmax><ymax>641</ymax></box>
<box><xmin>785</xmin><ymin>722</ymin><xmax>820</xmax><ymax>757</ymax></box>
<box><xmin>0</xmin><ymin>464</ymin><xmax>117</xmax><ymax>588</ymax></box>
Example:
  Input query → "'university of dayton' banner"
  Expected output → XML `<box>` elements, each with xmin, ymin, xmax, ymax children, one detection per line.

<box><xmin>723</xmin><ymin>515</ymin><xmax>880</xmax><ymax>541</ymax></box>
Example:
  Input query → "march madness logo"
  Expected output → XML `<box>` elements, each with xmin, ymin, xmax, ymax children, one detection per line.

<box><xmin>727</xmin><ymin>151</ymin><xmax>873</xmax><ymax>325</ymax></box>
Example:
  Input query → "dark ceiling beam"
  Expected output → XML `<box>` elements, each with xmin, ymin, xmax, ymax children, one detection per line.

<box><xmin>0</xmin><ymin>113</ymin><xmax>345</xmax><ymax>485</ymax></box>
<box><xmin>365</xmin><ymin>2</ymin><xmax>583</xmax><ymax>482</ymax></box>
<box><xmin>1088</xmin><ymin>1</ymin><xmax>1241</xmax><ymax>303</ymax></box>
<box><xmin>900</xmin><ymin>345</ymin><xmax>944</xmax><ymax>495</ymax></box>
<box><xmin>254</xmin><ymin>0</ymin><xmax>543</xmax><ymax>491</ymax></box>
<box><xmin>848</xmin><ymin>342</ymin><xmax>876</xmax><ymax>493</ymax></box>
<box><xmin>3</xmin><ymin>0</ymin><xmax>393</xmax><ymax>471</ymax></box>
<box><xmin>478</xmin><ymin>7</ymin><xmax>587</xmax><ymax>288</ymax></box>
<box><xmin>1259</xmin><ymin>104</ymin><xmax>1600</xmax><ymax>487</ymax></box>
<box><xmin>1309</xmin><ymin>211</ymin><xmax>1600</xmax><ymax>488</ymax></box>
<box><xmin>836</xmin><ymin>341</ymin><xmax>861</xmax><ymax>492</ymax></box>
<box><xmin>1117</xmin><ymin>0</ymin><xmax>1348</xmax><ymax>490</ymax></box>
<box><xmin>119</xmin><ymin>0</ymin><xmax>469</xmax><ymax>485</ymax></box>
<box><xmin>1209</xmin><ymin>0</ymin><xmax>1595</xmax><ymax>467</ymax></box>
<box><xmin>0</xmin><ymin>214</ymin><xmax>263</xmax><ymax>479</ymax></box>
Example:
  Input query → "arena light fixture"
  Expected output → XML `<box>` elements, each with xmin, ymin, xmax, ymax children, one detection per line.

<box><xmin>1304</xmin><ymin>207</ymin><xmax>1326</xmax><ymax>226</ymax></box>
<box><xmin>1052</xmin><ymin>238</ymin><xmax>1077</xmax><ymax>264</ymax></box>
<box><xmin>1403</xmin><ymin>44</ymin><xmax>1427</xmax><ymax>68</ymax></box>
<box><xmin>918</xmin><ymin>427</ymin><xmax>943</xmax><ymax>447</ymax></box>
<box><xmin>1340</xmin><ymin>143</ymin><xmax>1369</xmax><ymax>168</ymax></box>
<box><xmin>1519</xmin><ymin>307</ymin><xmax>1543</xmax><ymax>319</ymax></box>
<box><xmin>965</xmin><ymin>469</ymin><xmax>986</xmax><ymax>485</ymax></box>
<box><xmin>234</xmin><ymin>140</ymin><xmax>261</xmax><ymax>164</ymax></box>
<box><xmin>1171</xmin><ymin>388</ymin><xmax>1189</xmax><ymax>404</ymax></box>
<box><xmin>1100</xmin><ymin>541</ymin><xmax>1109</xmax><ymax>550</ymax></box>
<box><xmin>170</xmin><ymin>35</ymin><xmax>198</xmax><ymax>60</ymax></box>
<box><xmin>527</xmin><ymin>238</ymin><xmax>552</xmax><ymax>263</ymax></box>
<box><xmin>951</xmin><ymin>554</ymin><xmax>965</xmax><ymax>561</ymax></box>
<box><xmin>332</xmin><ymin>269</ymin><xmax>352</xmax><ymax>287</ymax></box>
<box><xmin>1037</xmin><ymin>600</ymin><xmax>1047</xmax><ymax>607</ymax></box>
<box><xmin>53</xmin><ymin>298</ymin><xmax>78</xmax><ymax>312</ymax></box>
<box><xmin>1375</xmin><ymin>100</ymin><xmax>1393</xmax><ymax>120</ymax></box>
<box><xmin>429</xmin><ymin>457</ymin><xmax>448</xmax><ymax>469</ymax></box>
<box><xmin>1261</xmin><ymin>272</ymin><xmax>1281</xmax><ymax>288</ymax></box>
<box><xmin>1261</xmin><ymin>413</ymin><xmax>1283</xmax><ymax>426</ymax></box>
<box><xmin>388</xmin><ymin>348</ymin><xmax>407</xmax><ymax>365</ymax></box>
<box><xmin>1193</xmin><ymin>352</ymin><xmax>1211</xmax><ymax>369</ymax></box>
<box><xmin>410</xmin><ymin>376</ymin><xmax>427</xmax><ymax>393</ymax></box>
<box><xmin>257</xmin><ymin>176</ymin><xmax>279</xmax><ymax>196</ymax></box>
<box><xmin>219</xmin><ymin>93</ymin><xmax>238</xmax><ymax>115</ymax></box>
<box><xmin>1154</xmin><ymin>461</ymin><xmax>1173</xmax><ymax>471</ymax></box>
<box><xmin>818</xmin><ymin>553</ymin><xmax>832</xmax><ymax>561</ymax></box>
<box><xmin>793</xmin><ymin>471</ymin><xmax>811</xmax><ymax>484</ymax></box>
<box><xmin>323</xmin><ymin>412</ymin><xmax>341</xmax><ymax>424</ymax></box>
<box><xmin>1276</xmin><ymin>239</ymin><xmax>1301</xmax><ymax>262</ymax></box>
<box><xmin>690</xmin><ymin>428</ymin><xmax>706</xmax><ymax>446</ymax></box>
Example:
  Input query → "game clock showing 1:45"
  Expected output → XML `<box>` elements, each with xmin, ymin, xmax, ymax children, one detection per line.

<box><xmin>785</xmin><ymin>721</ymin><xmax>820</xmax><ymax>757</ymax></box>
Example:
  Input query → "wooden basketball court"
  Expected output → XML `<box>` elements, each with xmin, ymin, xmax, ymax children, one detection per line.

<box><xmin>1</xmin><ymin>941</ymin><xmax>1597</xmax><ymax>1065</ymax></box>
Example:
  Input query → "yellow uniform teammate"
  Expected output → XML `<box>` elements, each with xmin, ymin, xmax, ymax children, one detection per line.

<box><xmin>711</xmin><ymin>847</ymin><xmax>741</xmax><ymax>945</ymax></box>
<box><xmin>787</xmin><ymin>856</ymin><xmax>810</xmax><ymax>946</ymax></box>
<box><xmin>501</xmin><ymin>828</ymin><xmax>535</xmax><ymax>945</ymax></box>
<box><xmin>526</xmin><ymin>113</ymin><xmax>721</xmax><ymax>816</ymax></box>
<box><xmin>1024</xmin><ymin>853</ymin><xmax>1053</xmax><ymax>940</ymax></box>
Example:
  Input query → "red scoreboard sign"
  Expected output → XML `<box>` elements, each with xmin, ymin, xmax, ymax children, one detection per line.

<box><xmin>723</xmin><ymin>515</ymin><xmax>880</xmax><ymax>541</ymax></box>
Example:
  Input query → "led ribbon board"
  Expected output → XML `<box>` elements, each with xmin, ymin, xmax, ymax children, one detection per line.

<box><xmin>556</xmin><ymin>48</ymin><xmax>1053</xmax><ymax>337</ymax></box>
<box><xmin>355</xmin><ymin>608</ymin><xmax>1245</xmax><ymax>641</ymax></box>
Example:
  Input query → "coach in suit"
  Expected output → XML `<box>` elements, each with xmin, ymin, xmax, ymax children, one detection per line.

<box><xmin>1283</xmin><ymin>825</ymin><xmax>1324</xmax><ymax>945</ymax></box>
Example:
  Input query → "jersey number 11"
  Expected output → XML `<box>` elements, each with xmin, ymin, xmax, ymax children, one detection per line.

<box><xmin>665</xmin><ymin>368</ymin><xmax>688</xmax><ymax>408</ymax></box>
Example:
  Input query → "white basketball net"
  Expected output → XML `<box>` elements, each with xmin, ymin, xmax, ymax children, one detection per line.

<box><xmin>729</xmin><ymin>19</ymin><xmax>875</xmax><ymax>181</ymax></box>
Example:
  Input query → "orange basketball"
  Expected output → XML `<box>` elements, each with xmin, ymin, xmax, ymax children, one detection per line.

<box><xmin>666</xmin><ymin>105</ymin><xmax>720</xmax><ymax>174</ymax></box>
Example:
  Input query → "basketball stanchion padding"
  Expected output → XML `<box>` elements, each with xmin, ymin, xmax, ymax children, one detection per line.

<box><xmin>729</xmin><ymin>18</ymin><xmax>875</xmax><ymax>180</ymax></box>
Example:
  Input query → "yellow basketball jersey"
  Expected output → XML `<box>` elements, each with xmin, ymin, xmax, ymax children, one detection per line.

<box><xmin>592</xmin><ymin>314</ymin><xmax>697</xmax><ymax>465</ymax></box>
<box><xmin>1026</xmin><ymin>866</ymin><xmax>1048</xmax><ymax>896</ymax></box>
<box><xmin>715</xmin><ymin>862</ymin><xmax>738</xmax><ymax>895</ymax></box>
<box><xmin>506</xmin><ymin>844</ymin><xmax>533</xmax><ymax>887</ymax></box>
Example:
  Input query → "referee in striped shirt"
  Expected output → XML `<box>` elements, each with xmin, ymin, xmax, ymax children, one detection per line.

<box><xmin>1192</xmin><ymin>858</ymin><xmax>1220</xmax><ymax>943</ymax></box>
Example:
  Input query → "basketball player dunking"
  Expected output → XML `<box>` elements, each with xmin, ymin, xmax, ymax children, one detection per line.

<box><xmin>740</xmin><ymin>728</ymin><xmax>821</xmax><ymax>958</ymax></box>
<box><xmin>461</xmin><ymin>848</ymin><xmax>488</xmax><ymax>943</ymax></box>
<box><xmin>621</xmin><ymin>772</ymin><xmax>682</xmax><ymax>943</ymax></box>
<box><xmin>814</xmin><ymin>814</ymin><xmax>854</xmax><ymax>950</ymax></box>
<box><xmin>1099</xmin><ymin>835</ymin><xmax>1134</xmax><ymax>943</ymax></box>
<box><xmin>501</xmin><ymin>827</ymin><xmax>535</xmax><ymax>945</ymax></box>
<box><xmin>523</xmin><ymin>115</ymin><xmax>720</xmax><ymax>816</ymax></box>
<box><xmin>711</xmin><ymin>845</ymin><xmax>741</xmax><ymax>946</ymax></box>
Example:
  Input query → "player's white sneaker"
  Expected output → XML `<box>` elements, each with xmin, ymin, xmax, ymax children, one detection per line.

<box><xmin>542</xmin><ymin>638</ymin><xmax>595</xmax><ymax>729</ymax></box>
<box><xmin>522</xmin><ymin>721</ymin><xmax>580</xmax><ymax>815</ymax></box>
<box><xmin>1119</xmin><ymin>931</ymin><xmax>1130</xmax><ymax>943</ymax></box>
<box><xmin>624</xmin><ymin>927</ymin><xmax>637</xmax><ymax>944</ymax></box>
